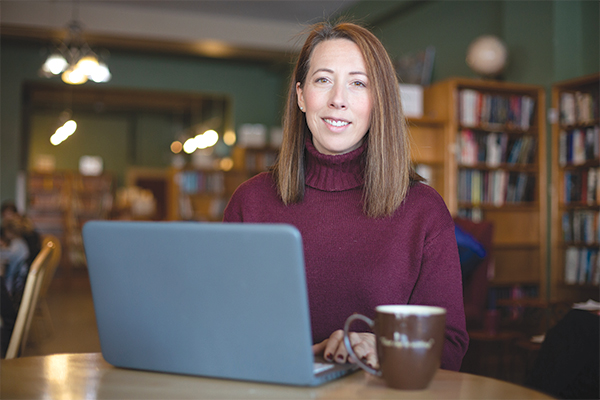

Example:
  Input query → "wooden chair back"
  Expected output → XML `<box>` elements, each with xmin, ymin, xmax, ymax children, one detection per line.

<box><xmin>5</xmin><ymin>237</ymin><xmax>58</xmax><ymax>359</ymax></box>
<box><xmin>38</xmin><ymin>235</ymin><xmax>62</xmax><ymax>299</ymax></box>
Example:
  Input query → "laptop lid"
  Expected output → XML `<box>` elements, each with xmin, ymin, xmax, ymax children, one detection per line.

<box><xmin>82</xmin><ymin>221</ymin><xmax>353</xmax><ymax>386</ymax></box>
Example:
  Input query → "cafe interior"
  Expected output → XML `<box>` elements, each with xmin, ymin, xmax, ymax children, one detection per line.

<box><xmin>1</xmin><ymin>0</ymin><xmax>598</xmax><ymax>396</ymax></box>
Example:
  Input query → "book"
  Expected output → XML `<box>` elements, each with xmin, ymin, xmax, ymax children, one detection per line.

<box><xmin>572</xmin><ymin>129</ymin><xmax>586</xmax><ymax>165</ymax></box>
<box><xmin>564</xmin><ymin>246</ymin><xmax>579</xmax><ymax>284</ymax></box>
<box><xmin>559</xmin><ymin>131</ymin><xmax>567</xmax><ymax>166</ymax></box>
<box><xmin>459</xmin><ymin>130</ymin><xmax>477</xmax><ymax>165</ymax></box>
<box><xmin>486</xmin><ymin>133</ymin><xmax>502</xmax><ymax>167</ymax></box>
<box><xmin>560</xmin><ymin>92</ymin><xmax>576</xmax><ymax>125</ymax></box>
<box><xmin>460</xmin><ymin>89</ymin><xmax>478</xmax><ymax>127</ymax></box>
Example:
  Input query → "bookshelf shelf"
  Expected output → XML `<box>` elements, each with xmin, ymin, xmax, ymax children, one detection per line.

<box><xmin>421</xmin><ymin>77</ymin><xmax>547</xmax><ymax>299</ymax></box>
<box><xmin>550</xmin><ymin>72</ymin><xmax>600</xmax><ymax>301</ymax></box>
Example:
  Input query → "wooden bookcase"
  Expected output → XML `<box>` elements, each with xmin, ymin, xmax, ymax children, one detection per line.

<box><xmin>167</xmin><ymin>167</ymin><xmax>247</xmax><ymax>221</ymax></box>
<box><xmin>231</xmin><ymin>146</ymin><xmax>279</xmax><ymax>176</ymax></box>
<box><xmin>167</xmin><ymin>146</ymin><xmax>279</xmax><ymax>221</ymax></box>
<box><xmin>27</xmin><ymin>171</ymin><xmax>114</xmax><ymax>274</ymax></box>
<box><xmin>418</xmin><ymin>78</ymin><xmax>547</xmax><ymax>299</ymax></box>
<box><xmin>408</xmin><ymin>115</ymin><xmax>452</xmax><ymax>209</ymax></box>
<box><xmin>550</xmin><ymin>72</ymin><xmax>600</xmax><ymax>302</ymax></box>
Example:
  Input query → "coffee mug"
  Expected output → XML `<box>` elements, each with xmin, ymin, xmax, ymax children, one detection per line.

<box><xmin>343</xmin><ymin>305</ymin><xmax>446</xmax><ymax>390</ymax></box>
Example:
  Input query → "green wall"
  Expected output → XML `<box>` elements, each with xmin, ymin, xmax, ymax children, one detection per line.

<box><xmin>1</xmin><ymin>40</ymin><xmax>289</xmax><ymax>203</ymax></box>
<box><xmin>2</xmin><ymin>0</ymin><xmax>599</xmax><ymax>205</ymax></box>
<box><xmin>346</xmin><ymin>0</ymin><xmax>598</xmax><ymax>84</ymax></box>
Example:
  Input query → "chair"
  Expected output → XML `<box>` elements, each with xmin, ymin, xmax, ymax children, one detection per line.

<box><xmin>34</xmin><ymin>235</ymin><xmax>62</xmax><ymax>336</ymax></box>
<box><xmin>5</xmin><ymin>237</ymin><xmax>58</xmax><ymax>359</ymax></box>
<box><xmin>454</xmin><ymin>217</ymin><xmax>494</xmax><ymax>330</ymax></box>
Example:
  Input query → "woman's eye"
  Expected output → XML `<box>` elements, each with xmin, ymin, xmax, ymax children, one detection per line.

<box><xmin>352</xmin><ymin>81</ymin><xmax>367</xmax><ymax>88</ymax></box>
<box><xmin>315</xmin><ymin>77</ymin><xmax>329</xmax><ymax>84</ymax></box>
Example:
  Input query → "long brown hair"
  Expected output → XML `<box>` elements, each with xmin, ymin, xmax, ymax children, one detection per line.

<box><xmin>272</xmin><ymin>21</ymin><xmax>419</xmax><ymax>218</ymax></box>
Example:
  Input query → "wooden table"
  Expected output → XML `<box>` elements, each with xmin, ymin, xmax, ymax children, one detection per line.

<box><xmin>1</xmin><ymin>352</ymin><xmax>553</xmax><ymax>399</ymax></box>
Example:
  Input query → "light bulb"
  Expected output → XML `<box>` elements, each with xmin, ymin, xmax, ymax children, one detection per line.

<box><xmin>62</xmin><ymin>67</ymin><xmax>88</xmax><ymax>85</ymax></box>
<box><xmin>195</xmin><ymin>130</ymin><xmax>219</xmax><ymax>149</ymax></box>
<box><xmin>223</xmin><ymin>131</ymin><xmax>236</xmax><ymax>146</ymax></box>
<box><xmin>170</xmin><ymin>141</ymin><xmax>183</xmax><ymax>154</ymax></box>
<box><xmin>42</xmin><ymin>53</ymin><xmax>68</xmax><ymax>75</ymax></box>
<box><xmin>62</xmin><ymin>120</ymin><xmax>77</xmax><ymax>136</ymax></box>
<box><xmin>183</xmin><ymin>138</ymin><xmax>197</xmax><ymax>154</ymax></box>
<box><xmin>50</xmin><ymin>119</ymin><xmax>77</xmax><ymax>145</ymax></box>
<box><xmin>75</xmin><ymin>55</ymin><xmax>99</xmax><ymax>76</ymax></box>
<box><xmin>204</xmin><ymin>130</ymin><xmax>219</xmax><ymax>147</ymax></box>
<box><xmin>90</xmin><ymin>62</ymin><xmax>111</xmax><ymax>83</ymax></box>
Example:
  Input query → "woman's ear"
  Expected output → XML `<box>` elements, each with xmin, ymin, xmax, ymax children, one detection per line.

<box><xmin>296</xmin><ymin>82</ymin><xmax>305</xmax><ymax>112</ymax></box>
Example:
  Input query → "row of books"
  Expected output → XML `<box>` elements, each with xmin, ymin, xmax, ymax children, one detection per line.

<box><xmin>564</xmin><ymin>246</ymin><xmax>600</xmax><ymax>286</ymax></box>
<box><xmin>458</xmin><ymin>169</ymin><xmax>536</xmax><ymax>206</ymax></box>
<box><xmin>459</xmin><ymin>89</ymin><xmax>535</xmax><ymax>131</ymax></box>
<box><xmin>71</xmin><ymin>193</ymin><xmax>114</xmax><ymax>215</ymax></box>
<box><xmin>558</xmin><ymin>126</ymin><xmax>600</xmax><ymax>166</ymax></box>
<box><xmin>458</xmin><ymin>130</ymin><xmax>536</xmax><ymax>166</ymax></box>
<box><xmin>560</xmin><ymin>90</ymin><xmax>599</xmax><ymax>126</ymax></box>
<box><xmin>176</xmin><ymin>170</ymin><xmax>225</xmax><ymax>194</ymax></box>
<box><xmin>562</xmin><ymin>210</ymin><xmax>600</xmax><ymax>244</ymax></box>
<box><xmin>28</xmin><ymin>174</ymin><xmax>68</xmax><ymax>191</ymax></box>
<box><xmin>563</xmin><ymin>167</ymin><xmax>600</xmax><ymax>204</ymax></box>
<box><xmin>456</xmin><ymin>207</ymin><xmax>483</xmax><ymax>222</ymax></box>
<box><xmin>73</xmin><ymin>175</ymin><xmax>113</xmax><ymax>192</ymax></box>
<box><xmin>487</xmin><ymin>284</ymin><xmax>539</xmax><ymax>310</ymax></box>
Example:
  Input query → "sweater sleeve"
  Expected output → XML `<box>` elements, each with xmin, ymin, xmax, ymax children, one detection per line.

<box><xmin>410</xmin><ymin>215</ymin><xmax>469</xmax><ymax>371</ymax></box>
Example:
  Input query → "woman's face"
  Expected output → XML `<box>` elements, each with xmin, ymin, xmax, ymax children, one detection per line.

<box><xmin>296</xmin><ymin>38</ymin><xmax>372</xmax><ymax>155</ymax></box>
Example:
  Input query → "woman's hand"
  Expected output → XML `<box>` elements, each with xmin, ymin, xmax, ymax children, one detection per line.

<box><xmin>312</xmin><ymin>330</ymin><xmax>378</xmax><ymax>368</ymax></box>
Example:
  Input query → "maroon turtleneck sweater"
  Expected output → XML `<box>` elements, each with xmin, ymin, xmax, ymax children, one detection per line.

<box><xmin>223</xmin><ymin>139</ymin><xmax>468</xmax><ymax>371</ymax></box>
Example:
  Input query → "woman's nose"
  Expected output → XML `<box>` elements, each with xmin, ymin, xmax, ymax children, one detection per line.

<box><xmin>329</xmin><ymin>83</ymin><xmax>347</xmax><ymax>109</ymax></box>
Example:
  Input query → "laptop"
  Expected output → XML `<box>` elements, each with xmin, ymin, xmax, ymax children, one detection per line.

<box><xmin>82</xmin><ymin>221</ymin><xmax>357</xmax><ymax>386</ymax></box>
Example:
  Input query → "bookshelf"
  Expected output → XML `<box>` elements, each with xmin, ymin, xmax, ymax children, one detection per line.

<box><xmin>27</xmin><ymin>171</ymin><xmax>114</xmax><ymax>274</ymax></box>
<box><xmin>408</xmin><ymin>115</ymin><xmax>451</xmax><ymax>208</ymax></box>
<box><xmin>231</xmin><ymin>146</ymin><xmax>279</xmax><ymax>176</ymax></box>
<box><xmin>421</xmin><ymin>78</ymin><xmax>547</xmax><ymax>299</ymax></box>
<box><xmin>167</xmin><ymin>147</ymin><xmax>279</xmax><ymax>221</ymax></box>
<box><xmin>167</xmin><ymin>167</ymin><xmax>247</xmax><ymax>221</ymax></box>
<box><xmin>550</xmin><ymin>73</ymin><xmax>600</xmax><ymax>302</ymax></box>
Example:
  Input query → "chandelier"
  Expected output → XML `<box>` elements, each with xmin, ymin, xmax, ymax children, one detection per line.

<box><xmin>39</xmin><ymin>19</ymin><xmax>111</xmax><ymax>85</ymax></box>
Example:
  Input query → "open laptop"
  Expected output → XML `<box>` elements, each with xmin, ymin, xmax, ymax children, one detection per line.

<box><xmin>82</xmin><ymin>221</ymin><xmax>357</xmax><ymax>386</ymax></box>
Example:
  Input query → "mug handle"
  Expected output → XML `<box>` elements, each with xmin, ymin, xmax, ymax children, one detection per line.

<box><xmin>343</xmin><ymin>313</ymin><xmax>381</xmax><ymax>377</ymax></box>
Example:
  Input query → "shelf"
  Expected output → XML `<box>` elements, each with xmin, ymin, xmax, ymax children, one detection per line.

<box><xmin>426</xmin><ymin>77</ymin><xmax>547</xmax><ymax>298</ymax></box>
<box><xmin>458</xmin><ymin>124</ymin><xmax>539</xmax><ymax>135</ymax></box>
<box><xmin>551</xmin><ymin>73</ymin><xmax>600</xmax><ymax>300</ymax></box>
<box><xmin>458</xmin><ymin>164</ymin><xmax>538</xmax><ymax>172</ymax></box>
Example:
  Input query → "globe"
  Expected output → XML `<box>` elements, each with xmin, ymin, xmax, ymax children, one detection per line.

<box><xmin>466</xmin><ymin>35</ymin><xmax>508</xmax><ymax>77</ymax></box>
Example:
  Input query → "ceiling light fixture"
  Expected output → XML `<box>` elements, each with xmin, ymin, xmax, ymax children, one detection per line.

<box><xmin>39</xmin><ymin>19</ymin><xmax>111</xmax><ymax>85</ymax></box>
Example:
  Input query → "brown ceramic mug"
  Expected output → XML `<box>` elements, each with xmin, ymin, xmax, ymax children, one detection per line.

<box><xmin>343</xmin><ymin>305</ymin><xmax>446</xmax><ymax>390</ymax></box>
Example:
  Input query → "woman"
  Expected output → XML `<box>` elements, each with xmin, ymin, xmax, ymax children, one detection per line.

<box><xmin>223</xmin><ymin>21</ymin><xmax>468</xmax><ymax>371</ymax></box>
<box><xmin>0</xmin><ymin>219</ymin><xmax>30</xmax><ymax>307</ymax></box>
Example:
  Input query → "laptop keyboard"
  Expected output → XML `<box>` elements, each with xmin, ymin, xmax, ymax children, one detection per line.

<box><xmin>313</xmin><ymin>362</ymin><xmax>335</xmax><ymax>374</ymax></box>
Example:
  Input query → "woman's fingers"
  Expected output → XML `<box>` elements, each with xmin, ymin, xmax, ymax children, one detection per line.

<box><xmin>348</xmin><ymin>333</ymin><xmax>378</xmax><ymax>368</ymax></box>
<box><xmin>315</xmin><ymin>330</ymin><xmax>379</xmax><ymax>366</ymax></box>
<box><xmin>312</xmin><ymin>339</ymin><xmax>327</xmax><ymax>355</ymax></box>
<box><xmin>322</xmin><ymin>330</ymin><xmax>344</xmax><ymax>362</ymax></box>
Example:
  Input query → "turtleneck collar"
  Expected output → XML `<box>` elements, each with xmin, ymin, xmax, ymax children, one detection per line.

<box><xmin>304</xmin><ymin>135</ymin><xmax>366</xmax><ymax>192</ymax></box>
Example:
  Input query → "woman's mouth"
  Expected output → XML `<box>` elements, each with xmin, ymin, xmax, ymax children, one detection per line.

<box><xmin>324</xmin><ymin>118</ymin><xmax>350</xmax><ymax>128</ymax></box>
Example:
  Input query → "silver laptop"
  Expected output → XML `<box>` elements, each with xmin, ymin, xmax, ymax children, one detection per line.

<box><xmin>82</xmin><ymin>221</ymin><xmax>356</xmax><ymax>386</ymax></box>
